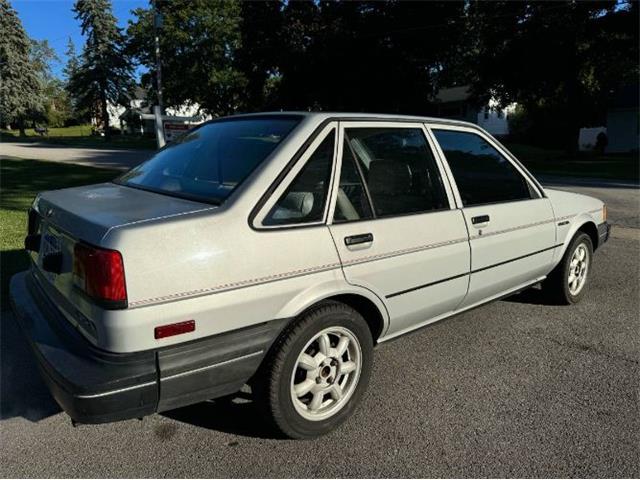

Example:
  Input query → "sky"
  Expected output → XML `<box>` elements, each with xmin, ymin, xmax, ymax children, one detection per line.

<box><xmin>12</xmin><ymin>0</ymin><xmax>148</xmax><ymax>78</ymax></box>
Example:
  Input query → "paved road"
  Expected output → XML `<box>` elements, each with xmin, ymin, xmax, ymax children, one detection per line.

<box><xmin>0</xmin><ymin>141</ymin><xmax>152</xmax><ymax>170</ymax></box>
<box><xmin>540</xmin><ymin>173</ymin><xmax>639</xmax><ymax>232</ymax></box>
<box><xmin>1</xmin><ymin>183</ymin><xmax>638</xmax><ymax>477</ymax></box>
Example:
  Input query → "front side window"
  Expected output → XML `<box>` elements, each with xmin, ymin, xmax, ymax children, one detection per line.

<box><xmin>263</xmin><ymin>131</ymin><xmax>335</xmax><ymax>226</ymax></box>
<box><xmin>343</xmin><ymin>128</ymin><xmax>448</xmax><ymax>218</ymax></box>
<box><xmin>117</xmin><ymin>116</ymin><xmax>301</xmax><ymax>204</ymax></box>
<box><xmin>432</xmin><ymin>129</ymin><xmax>533</xmax><ymax>207</ymax></box>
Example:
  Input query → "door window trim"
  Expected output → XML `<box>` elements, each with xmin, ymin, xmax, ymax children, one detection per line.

<box><xmin>425</xmin><ymin>123</ymin><xmax>545</xmax><ymax>208</ymax></box>
<box><xmin>253</xmin><ymin>123</ymin><xmax>338</xmax><ymax>230</ymax></box>
<box><xmin>328</xmin><ymin>121</ymin><xmax>457</xmax><ymax>225</ymax></box>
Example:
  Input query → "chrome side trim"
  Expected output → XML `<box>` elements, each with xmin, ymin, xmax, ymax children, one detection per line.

<box><xmin>162</xmin><ymin>350</ymin><xmax>264</xmax><ymax>382</ymax></box>
<box><xmin>75</xmin><ymin>351</ymin><xmax>266</xmax><ymax>398</ymax></box>
<box><xmin>75</xmin><ymin>381</ymin><xmax>157</xmax><ymax>399</ymax></box>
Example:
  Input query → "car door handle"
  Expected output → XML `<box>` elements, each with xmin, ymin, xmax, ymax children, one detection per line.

<box><xmin>471</xmin><ymin>214</ymin><xmax>490</xmax><ymax>225</ymax></box>
<box><xmin>344</xmin><ymin>233</ymin><xmax>374</xmax><ymax>246</ymax></box>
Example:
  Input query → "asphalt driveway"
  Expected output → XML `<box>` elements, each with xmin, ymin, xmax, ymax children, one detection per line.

<box><xmin>0</xmin><ymin>142</ymin><xmax>152</xmax><ymax>170</ymax></box>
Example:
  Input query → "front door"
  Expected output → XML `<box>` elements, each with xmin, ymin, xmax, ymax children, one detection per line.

<box><xmin>429</xmin><ymin>126</ymin><xmax>557</xmax><ymax>308</ymax></box>
<box><xmin>327</xmin><ymin>122</ymin><xmax>471</xmax><ymax>338</ymax></box>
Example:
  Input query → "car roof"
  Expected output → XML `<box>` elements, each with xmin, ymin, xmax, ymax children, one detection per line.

<box><xmin>216</xmin><ymin>111</ymin><xmax>479</xmax><ymax>129</ymax></box>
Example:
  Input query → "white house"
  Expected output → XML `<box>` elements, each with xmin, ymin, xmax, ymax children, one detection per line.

<box><xmin>97</xmin><ymin>87</ymin><xmax>211</xmax><ymax>134</ymax></box>
<box><xmin>433</xmin><ymin>86</ymin><xmax>516</xmax><ymax>136</ymax></box>
<box><xmin>605</xmin><ymin>84</ymin><xmax>639</xmax><ymax>153</ymax></box>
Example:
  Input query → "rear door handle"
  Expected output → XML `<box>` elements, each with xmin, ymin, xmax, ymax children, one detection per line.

<box><xmin>471</xmin><ymin>214</ymin><xmax>490</xmax><ymax>225</ymax></box>
<box><xmin>344</xmin><ymin>233</ymin><xmax>374</xmax><ymax>246</ymax></box>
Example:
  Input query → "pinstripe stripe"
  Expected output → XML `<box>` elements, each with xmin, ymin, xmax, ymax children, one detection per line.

<box><xmin>128</xmin><ymin>262</ymin><xmax>341</xmax><ymax>308</ymax></box>
<box><xmin>129</xmin><ymin>212</ymin><xmax>596</xmax><ymax>308</ymax></box>
<box><xmin>341</xmin><ymin>236</ymin><xmax>469</xmax><ymax>267</ymax></box>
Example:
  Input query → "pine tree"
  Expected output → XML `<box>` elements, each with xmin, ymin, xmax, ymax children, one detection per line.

<box><xmin>68</xmin><ymin>0</ymin><xmax>133</xmax><ymax>140</ymax></box>
<box><xmin>63</xmin><ymin>37</ymin><xmax>84</xmax><ymax>122</ymax></box>
<box><xmin>63</xmin><ymin>37</ymin><xmax>79</xmax><ymax>82</ymax></box>
<box><xmin>0</xmin><ymin>0</ymin><xmax>45</xmax><ymax>135</ymax></box>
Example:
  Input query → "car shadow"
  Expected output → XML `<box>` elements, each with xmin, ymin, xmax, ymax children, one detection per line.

<box><xmin>0</xmin><ymin>309</ymin><xmax>62</xmax><ymax>421</ymax></box>
<box><xmin>161</xmin><ymin>392</ymin><xmax>286</xmax><ymax>440</ymax></box>
<box><xmin>501</xmin><ymin>285</ymin><xmax>555</xmax><ymax>306</ymax></box>
<box><xmin>1</xmin><ymin>249</ymin><xmax>30</xmax><ymax>311</ymax></box>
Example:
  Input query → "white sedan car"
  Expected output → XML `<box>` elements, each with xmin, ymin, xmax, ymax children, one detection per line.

<box><xmin>11</xmin><ymin>112</ymin><xmax>610</xmax><ymax>438</ymax></box>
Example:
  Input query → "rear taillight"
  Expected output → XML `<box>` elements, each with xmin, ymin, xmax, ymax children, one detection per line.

<box><xmin>73</xmin><ymin>243</ymin><xmax>127</xmax><ymax>308</ymax></box>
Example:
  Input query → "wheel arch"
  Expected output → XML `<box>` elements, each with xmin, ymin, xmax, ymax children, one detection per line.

<box><xmin>560</xmin><ymin>216</ymin><xmax>599</xmax><ymax>259</ymax></box>
<box><xmin>274</xmin><ymin>280</ymin><xmax>390</xmax><ymax>343</ymax></box>
<box><xmin>326</xmin><ymin>293</ymin><xmax>386</xmax><ymax>342</ymax></box>
<box><xmin>577</xmin><ymin>221</ymin><xmax>599</xmax><ymax>251</ymax></box>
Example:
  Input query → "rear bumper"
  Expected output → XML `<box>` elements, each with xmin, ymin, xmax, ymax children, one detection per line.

<box><xmin>9</xmin><ymin>270</ymin><xmax>285</xmax><ymax>424</ymax></box>
<box><xmin>598</xmin><ymin>222</ymin><xmax>611</xmax><ymax>246</ymax></box>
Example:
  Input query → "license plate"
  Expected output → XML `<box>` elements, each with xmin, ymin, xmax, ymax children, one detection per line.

<box><xmin>40</xmin><ymin>228</ymin><xmax>61</xmax><ymax>281</ymax></box>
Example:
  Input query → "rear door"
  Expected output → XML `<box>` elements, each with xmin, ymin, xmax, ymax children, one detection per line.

<box><xmin>327</xmin><ymin>122</ymin><xmax>471</xmax><ymax>338</ymax></box>
<box><xmin>428</xmin><ymin>124</ymin><xmax>557</xmax><ymax>308</ymax></box>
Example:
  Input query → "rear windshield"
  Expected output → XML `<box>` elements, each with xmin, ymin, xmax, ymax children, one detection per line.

<box><xmin>116</xmin><ymin>116</ymin><xmax>302</xmax><ymax>204</ymax></box>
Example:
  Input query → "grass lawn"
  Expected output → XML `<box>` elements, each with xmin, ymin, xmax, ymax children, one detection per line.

<box><xmin>1</xmin><ymin>125</ymin><xmax>156</xmax><ymax>150</ymax></box>
<box><xmin>505</xmin><ymin>143</ymin><xmax>639</xmax><ymax>182</ymax></box>
<box><xmin>0</xmin><ymin>157</ymin><xmax>118</xmax><ymax>310</ymax></box>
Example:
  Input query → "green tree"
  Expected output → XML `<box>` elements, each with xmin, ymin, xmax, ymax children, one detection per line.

<box><xmin>44</xmin><ymin>79</ymin><xmax>74</xmax><ymax>127</ymax></box>
<box><xmin>464</xmin><ymin>1</ymin><xmax>639</xmax><ymax>149</ymax></box>
<box><xmin>29</xmin><ymin>39</ymin><xmax>63</xmax><ymax>127</ymax></box>
<box><xmin>63</xmin><ymin>37</ymin><xmax>79</xmax><ymax>83</ymax></box>
<box><xmin>0</xmin><ymin>0</ymin><xmax>45</xmax><ymax>135</ymax></box>
<box><xmin>127</xmin><ymin>0</ymin><xmax>246</xmax><ymax>117</ymax></box>
<box><xmin>69</xmin><ymin>0</ymin><xmax>134</xmax><ymax>140</ymax></box>
<box><xmin>236</xmin><ymin>0</ymin><xmax>283</xmax><ymax>111</ymax></box>
<box><xmin>274</xmin><ymin>1</ymin><xmax>465</xmax><ymax>112</ymax></box>
<box><xmin>63</xmin><ymin>37</ymin><xmax>86</xmax><ymax>123</ymax></box>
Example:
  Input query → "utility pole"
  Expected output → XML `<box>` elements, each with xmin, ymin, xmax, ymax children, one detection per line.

<box><xmin>152</xmin><ymin>0</ymin><xmax>165</xmax><ymax>148</ymax></box>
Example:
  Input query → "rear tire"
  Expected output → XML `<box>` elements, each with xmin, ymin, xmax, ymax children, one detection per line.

<box><xmin>254</xmin><ymin>301</ymin><xmax>373</xmax><ymax>439</ymax></box>
<box><xmin>542</xmin><ymin>232</ymin><xmax>593</xmax><ymax>305</ymax></box>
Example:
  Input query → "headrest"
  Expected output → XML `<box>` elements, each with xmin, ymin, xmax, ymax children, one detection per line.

<box><xmin>278</xmin><ymin>191</ymin><xmax>314</xmax><ymax>216</ymax></box>
<box><xmin>368</xmin><ymin>160</ymin><xmax>412</xmax><ymax>196</ymax></box>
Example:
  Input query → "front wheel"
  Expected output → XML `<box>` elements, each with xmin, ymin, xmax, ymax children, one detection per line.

<box><xmin>254</xmin><ymin>301</ymin><xmax>373</xmax><ymax>439</ymax></box>
<box><xmin>542</xmin><ymin>232</ymin><xmax>593</xmax><ymax>304</ymax></box>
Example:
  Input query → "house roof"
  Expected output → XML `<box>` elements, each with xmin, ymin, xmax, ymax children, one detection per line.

<box><xmin>434</xmin><ymin>85</ymin><xmax>471</xmax><ymax>103</ymax></box>
<box><xmin>119</xmin><ymin>105</ymin><xmax>152</xmax><ymax>119</ymax></box>
<box><xmin>132</xmin><ymin>86</ymin><xmax>148</xmax><ymax>101</ymax></box>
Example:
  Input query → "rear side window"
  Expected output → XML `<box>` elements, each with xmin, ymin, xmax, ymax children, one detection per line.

<box><xmin>333</xmin><ymin>138</ymin><xmax>374</xmax><ymax>223</ymax></box>
<box><xmin>343</xmin><ymin>128</ymin><xmax>448</xmax><ymax>218</ymax></box>
<box><xmin>263</xmin><ymin>131</ymin><xmax>335</xmax><ymax>226</ymax></box>
<box><xmin>432</xmin><ymin>130</ymin><xmax>533</xmax><ymax>206</ymax></box>
<box><xmin>117</xmin><ymin>117</ymin><xmax>301</xmax><ymax>204</ymax></box>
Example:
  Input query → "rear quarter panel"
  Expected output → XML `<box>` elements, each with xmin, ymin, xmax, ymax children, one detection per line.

<box><xmin>96</xmin><ymin>209</ymin><xmax>345</xmax><ymax>352</ymax></box>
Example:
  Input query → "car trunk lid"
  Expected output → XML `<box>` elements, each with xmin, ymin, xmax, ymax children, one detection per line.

<box><xmin>28</xmin><ymin>183</ymin><xmax>215</xmax><ymax>342</ymax></box>
<box><xmin>34</xmin><ymin>182</ymin><xmax>214</xmax><ymax>245</ymax></box>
